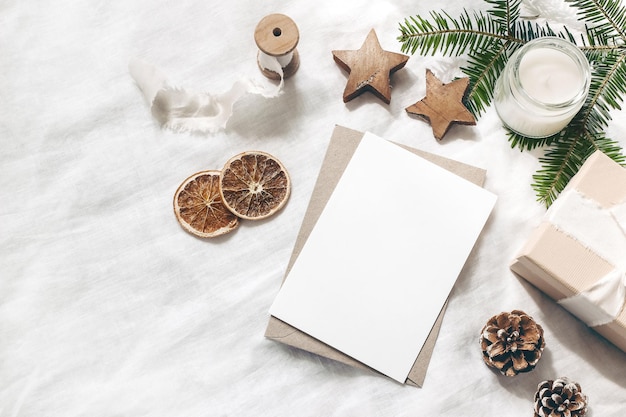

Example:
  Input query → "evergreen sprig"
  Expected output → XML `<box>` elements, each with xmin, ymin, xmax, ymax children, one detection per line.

<box><xmin>398</xmin><ymin>0</ymin><xmax>626</xmax><ymax>207</ymax></box>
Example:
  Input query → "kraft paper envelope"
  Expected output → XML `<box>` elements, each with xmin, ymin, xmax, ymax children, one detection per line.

<box><xmin>265</xmin><ymin>125</ymin><xmax>487</xmax><ymax>387</ymax></box>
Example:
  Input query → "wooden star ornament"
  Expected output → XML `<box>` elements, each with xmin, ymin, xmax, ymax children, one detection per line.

<box><xmin>406</xmin><ymin>69</ymin><xmax>476</xmax><ymax>140</ymax></box>
<box><xmin>332</xmin><ymin>29</ymin><xmax>409</xmax><ymax>104</ymax></box>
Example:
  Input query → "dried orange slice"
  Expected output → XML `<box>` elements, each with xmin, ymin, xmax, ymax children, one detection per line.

<box><xmin>173</xmin><ymin>170</ymin><xmax>239</xmax><ymax>238</ymax></box>
<box><xmin>220</xmin><ymin>151</ymin><xmax>290</xmax><ymax>220</ymax></box>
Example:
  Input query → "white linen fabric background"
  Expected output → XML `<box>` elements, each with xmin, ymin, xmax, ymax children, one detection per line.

<box><xmin>1</xmin><ymin>0</ymin><xmax>625</xmax><ymax>416</ymax></box>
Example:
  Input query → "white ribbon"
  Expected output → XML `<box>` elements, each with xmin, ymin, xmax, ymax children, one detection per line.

<box><xmin>546</xmin><ymin>189</ymin><xmax>626</xmax><ymax>326</ymax></box>
<box><xmin>258</xmin><ymin>51</ymin><xmax>293</xmax><ymax>71</ymax></box>
<box><xmin>129</xmin><ymin>56</ymin><xmax>284</xmax><ymax>134</ymax></box>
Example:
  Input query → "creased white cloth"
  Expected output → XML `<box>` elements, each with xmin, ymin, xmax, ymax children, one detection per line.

<box><xmin>2</xmin><ymin>0</ymin><xmax>626</xmax><ymax>416</ymax></box>
<box><xmin>547</xmin><ymin>190</ymin><xmax>626</xmax><ymax>326</ymax></box>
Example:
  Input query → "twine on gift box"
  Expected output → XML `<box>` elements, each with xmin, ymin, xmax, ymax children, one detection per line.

<box><xmin>129</xmin><ymin>13</ymin><xmax>299</xmax><ymax>134</ymax></box>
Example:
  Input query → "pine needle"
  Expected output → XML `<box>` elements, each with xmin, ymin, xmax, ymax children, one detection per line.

<box><xmin>398</xmin><ymin>0</ymin><xmax>626</xmax><ymax>206</ymax></box>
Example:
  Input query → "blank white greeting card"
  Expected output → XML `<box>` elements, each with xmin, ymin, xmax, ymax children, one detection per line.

<box><xmin>269</xmin><ymin>132</ymin><xmax>497</xmax><ymax>383</ymax></box>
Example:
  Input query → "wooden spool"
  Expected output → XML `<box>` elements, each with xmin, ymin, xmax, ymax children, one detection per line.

<box><xmin>254</xmin><ymin>14</ymin><xmax>300</xmax><ymax>80</ymax></box>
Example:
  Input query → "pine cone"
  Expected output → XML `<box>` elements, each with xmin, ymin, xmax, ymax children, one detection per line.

<box><xmin>479</xmin><ymin>310</ymin><xmax>545</xmax><ymax>376</ymax></box>
<box><xmin>534</xmin><ymin>378</ymin><xmax>587</xmax><ymax>417</ymax></box>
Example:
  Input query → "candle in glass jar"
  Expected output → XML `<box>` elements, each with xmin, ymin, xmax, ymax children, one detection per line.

<box><xmin>494</xmin><ymin>37</ymin><xmax>591</xmax><ymax>138</ymax></box>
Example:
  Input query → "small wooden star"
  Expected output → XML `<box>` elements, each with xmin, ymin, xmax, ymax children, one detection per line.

<box><xmin>406</xmin><ymin>69</ymin><xmax>476</xmax><ymax>140</ymax></box>
<box><xmin>332</xmin><ymin>29</ymin><xmax>409</xmax><ymax>104</ymax></box>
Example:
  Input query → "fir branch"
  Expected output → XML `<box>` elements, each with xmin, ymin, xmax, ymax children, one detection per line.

<box><xmin>533</xmin><ymin>126</ymin><xmax>625</xmax><ymax>206</ymax></box>
<box><xmin>582</xmin><ymin>50</ymin><xmax>626</xmax><ymax>133</ymax></box>
<box><xmin>486</xmin><ymin>0</ymin><xmax>522</xmax><ymax>33</ymax></box>
<box><xmin>462</xmin><ymin>39</ymin><xmax>512</xmax><ymax>115</ymax></box>
<box><xmin>532</xmin><ymin>128</ymin><xmax>584</xmax><ymax>207</ymax></box>
<box><xmin>398</xmin><ymin>10</ymin><xmax>509</xmax><ymax>57</ymax></box>
<box><xmin>530</xmin><ymin>47</ymin><xmax>626</xmax><ymax>206</ymax></box>
<box><xmin>399</xmin><ymin>4</ymin><xmax>571</xmax><ymax>117</ymax></box>
<box><xmin>398</xmin><ymin>0</ymin><xmax>626</xmax><ymax>206</ymax></box>
<box><xmin>566</xmin><ymin>0</ymin><xmax>626</xmax><ymax>40</ymax></box>
<box><xmin>507</xmin><ymin>130</ymin><xmax>560</xmax><ymax>151</ymax></box>
<box><xmin>513</xmin><ymin>20</ymin><xmax>560</xmax><ymax>41</ymax></box>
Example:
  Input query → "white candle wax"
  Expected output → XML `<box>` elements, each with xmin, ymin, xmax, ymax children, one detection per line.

<box><xmin>518</xmin><ymin>48</ymin><xmax>584</xmax><ymax>104</ymax></box>
<box><xmin>494</xmin><ymin>37</ymin><xmax>591</xmax><ymax>138</ymax></box>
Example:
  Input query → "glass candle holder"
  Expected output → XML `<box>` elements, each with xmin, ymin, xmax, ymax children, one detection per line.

<box><xmin>494</xmin><ymin>37</ymin><xmax>591</xmax><ymax>138</ymax></box>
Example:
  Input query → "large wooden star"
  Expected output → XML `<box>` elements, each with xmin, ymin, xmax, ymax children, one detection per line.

<box><xmin>332</xmin><ymin>29</ymin><xmax>409</xmax><ymax>104</ymax></box>
<box><xmin>406</xmin><ymin>69</ymin><xmax>476</xmax><ymax>140</ymax></box>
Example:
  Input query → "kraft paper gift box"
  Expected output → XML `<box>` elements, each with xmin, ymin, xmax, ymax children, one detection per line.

<box><xmin>265</xmin><ymin>125</ymin><xmax>488</xmax><ymax>387</ymax></box>
<box><xmin>511</xmin><ymin>151</ymin><xmax>626</xmax><ymax>352</ymax></box>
